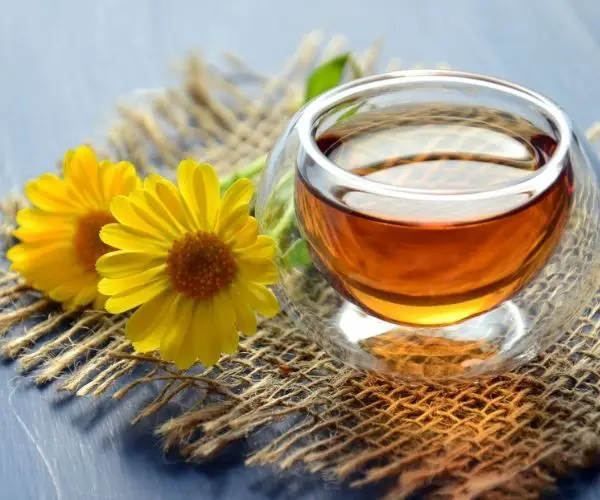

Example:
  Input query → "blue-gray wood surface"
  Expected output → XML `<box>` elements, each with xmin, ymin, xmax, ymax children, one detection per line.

<box><xmin>1</xmin><ymin>1</ymin><xmax>600</xmax><ymax>498</ymax></box>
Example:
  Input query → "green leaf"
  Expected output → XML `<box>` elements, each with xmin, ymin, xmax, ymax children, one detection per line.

<box><xmin>220</xmin><ymin>154</ymin><xmax>266</xmax><ymax>194</ymax></box>
<box><xmin>282</xmin><ymin>239</ymin><xmax>311</xmax><ymax>269</ymax></box>
<box><xmin>304</xmin><ymin>53</ymin><xmax>353</xmax><ymax>104</ymax></box>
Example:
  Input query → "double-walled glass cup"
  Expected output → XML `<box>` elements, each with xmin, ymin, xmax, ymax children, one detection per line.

<box><xmin>256</xmin><ymin>71</ymin><xmax>600</xmax><ymax>380</ymax></box>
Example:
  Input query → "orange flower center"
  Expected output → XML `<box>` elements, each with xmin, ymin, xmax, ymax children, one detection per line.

<box><xmin>73</xmin><ymin>211</ymin><xmax>116</xmax><ymax>272</ymax></box>
<box><xmin>167</xmin><ymin>231</ymin><xmax>237</xmax><ymax>300</ymax></box>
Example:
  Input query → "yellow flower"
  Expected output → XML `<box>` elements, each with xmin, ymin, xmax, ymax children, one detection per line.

<box><xmin>7</xmin><ymin>146</ymin><xmax>141</xmax><ymax>309</ymax></box>
<box><xmin>96</xmin><ymin>159</ymin><xmax>279</xmax><ymax>369</ymax></box>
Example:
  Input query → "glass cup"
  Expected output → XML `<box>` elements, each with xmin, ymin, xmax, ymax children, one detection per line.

<box><xmin>256</xmin><ymin>70</ymin><xmax>600</xmax><ymax>380</ymax></box>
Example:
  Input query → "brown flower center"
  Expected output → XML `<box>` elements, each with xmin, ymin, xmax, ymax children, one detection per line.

<box><xmin>167</xmin><ymin>231</ymin><xmax>237</xmax><ymax>300</ymax></box>
<box><xmin>73</xmin><ymin>211</ymin><xmax>116</xmax><ymax>272</ymax></box>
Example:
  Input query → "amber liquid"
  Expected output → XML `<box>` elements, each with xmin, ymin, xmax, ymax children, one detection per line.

<box><xmin>296</xmin><ymin>105</ymin><xmax>574</xmax><ymax>326</ymax></box>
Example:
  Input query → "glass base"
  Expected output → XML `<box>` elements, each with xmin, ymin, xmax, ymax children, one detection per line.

<box><xmin>333</xmin><ymin>301</ymin><xmax>533</xmax><ymax>380</ymax></box>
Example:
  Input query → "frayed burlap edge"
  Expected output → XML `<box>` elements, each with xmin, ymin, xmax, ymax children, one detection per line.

<box><xmin>2</xmin><ymin>33</ymin><xmax>600</xmax><ymax>499</ymax></box>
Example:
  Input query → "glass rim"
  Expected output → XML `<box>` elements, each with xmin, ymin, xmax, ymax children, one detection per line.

<box><xmin>296</xmin><ymin>70</ymin><xmax>572</xmax><ymax>202</ymax></box>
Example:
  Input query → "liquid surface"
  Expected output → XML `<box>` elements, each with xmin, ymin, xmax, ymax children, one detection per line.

<box><xmin>296</xmin><ymin>104</ymin><xmax>573</xmax><ymax>326</ymax></box>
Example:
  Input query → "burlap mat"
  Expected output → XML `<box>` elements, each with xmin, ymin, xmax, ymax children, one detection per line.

<box><xmin>1</xmin><ymin>34</ymin><xmax>600</xmax><ymax>499</ymax></box>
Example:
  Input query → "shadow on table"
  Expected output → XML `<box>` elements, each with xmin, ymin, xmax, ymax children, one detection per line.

<box><xmin>549</xmin><ymin>467</ymin><xmax>600</xmax><ymax>500</ymax></box>
<box><xmin>39</xmin><ymin>378</ymin><xmax>389</xmax><ymax>500</ymax></box>
<box><xmin>7</xmin><ymin>374</ymin><xmax>600</xmax><ymax>499</ymax></box>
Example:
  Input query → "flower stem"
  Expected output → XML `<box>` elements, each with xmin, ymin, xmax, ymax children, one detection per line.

<box><xmin>220</xmin><ymin>154</ymin><xmax>267</xmax><ymax>193</ymax></box>
<box><xmin>268</xmin><ymin>201</ymin><xmax>295</xmax><ymax>243</ymax></box>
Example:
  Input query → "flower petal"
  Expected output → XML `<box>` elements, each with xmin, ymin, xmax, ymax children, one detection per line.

<box><xmin>150</xmin><ymin>176</ymin><xmax>195</xmax><ymax>231</ymax></box>
<box><xmin>173</xmin><ymin>312</ymin><xmax>203</xmax><ymax>370</ymax></box>
<box><xmin>13</xmin><ymin>225</ymin><xmax>73</xmax><ymax>243</ymax></box>
<box><xmin>230</xmin><ymin>217</ymin><xmax>258</xmax><ymax>249</ymax></box>
<box><xmin>219</xmin><ymin>179</ymin><xmax>255</xmax><ymax>224</ymax></box>
<box><xmin>47</xmin><ymin>273</ymin><xmax>97</xmax><ymax>303</ymax></box>
<box><xmin>238</xmin><ymin>259</ymin><xmax>278</xmax><ymax>284</ymax></box>
<box><xmin>109</xmin><ymin>195</ymin><xmax>168</xmax><ymax>240</ymax></box>
<box><xmin>177</xmin><ymin>159</ymin><xmax>219</xmax><ymax>230</ymax></box>
<box><xmin>115</xmin><ymin>161</ymin><xmax>141</xmax><ymax>196</ymax></box>
<box><xmin>100</xmin><ymin>160</ymin><xmax>140</xmax><ymax>202</ymax></box>
<box><xmin>16</xmin><ymin>208</ymin><xmax>73</xmax><ymax>230</ymax></box>
<box><xmin>28</xmin><ymin>260</ymin><xmax>85</xmax><ymax>289</ymax></box>
<box><xmin>105</xmin><ymin>278</ymin><xmax>171</xmax><ymax>314</ymax></box>
<box><xmin>141</xmin><ymin>180</ymin><xmax>186</xmax><ymax>236</ymax></box>
<box><xmin>100</xmin><ymin>224</ymin><xmax>170</xmax><ymax>254</ymax></box>
<box><xmin>25</xmin><ymin>174</ymin><xmax>84</xmax><ymax>214</ymax></box>
<box><xmin>127</xmin><ymin>289</ymin><xmax>172</xmax><ymax>342</ymax></box>
<box><xmin>129</xmin><ymin>291</ymin><xmax>179</xmax><ymax>352</ymax></box>
<box><xmin>128</xmin><ymin>190</ymin><xmax>182</xmax><ymax>240</ymax></box>
<box><xmin>213</xmin><ymin>292</ymin><xmax>239</xmax><ymax>354</ymax></box>
<box><xmin>98</xmin><ymin>264</ymin><xmax>167</xmax><ymax>296</ymax></box>
<box><xmin>218</xmin><ymin>204</ymin><xmax>251</xmax><ymax>242</ymax></box>
<box><xmin>64</xmin><ymin>146</ymin><xmax>105</xmax><ymax>209</ymax></box>
<box><xmin>176</xmin><ymin>159</ymin><xmax>201</xmax><ymax>228</ymax></box>
<box><xmin>237</xmin><ymin>282</ymin><xmax>280</xmax><ymax>318</ymax></box>
<box><xmin>99</xmin><ymin>160</ymin><xmax>117</xmax><ymax>202</ymax></box>
<box><xmin>96</xmin><ymin>250</ymin><xmax>164</xmax><ymax>278</ymax></box>
<box><xmin>192</xmin><ymin>302</ymin><xmax>222</xmax><ymax>367</ymax></box>
<box><xmin>234</xmin><ymin>235</ymin><xmax>277</xmax><ymax>261</ymax></box>
<box><xmin>7</xmin><ymin>242</ymin><xmax>73</xmax><ymax>265</ymax></box>
<box><xmin>160</xmin><ymin>296</ymin><xmax>195</xmax><ymax>368</ymax></box>
<box><xmin>230</xmin><ymin>285</ymin><xmax>257</xmax><ymax>336</ymax></box>
<box><xmin>195</xmin><ymin>163</ymin><xmax>220</xmax><ymax>230</ymax></box>
<box><xmin>70</xmin><ymin>281</ymin><xmax>100</xmax><ymax>308</ymax></box>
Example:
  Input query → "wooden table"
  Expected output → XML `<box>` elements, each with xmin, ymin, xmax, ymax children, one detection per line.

<box><xmin>1</xmin><ymin>1</ymin><xmax>599</xmax><ymax>498</ymax></box>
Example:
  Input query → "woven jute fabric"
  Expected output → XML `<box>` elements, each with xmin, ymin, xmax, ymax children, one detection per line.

<box><xmin>2</xmin><ymin>34</ymin><xmax>600</xmax><ymax>499</ymax></box>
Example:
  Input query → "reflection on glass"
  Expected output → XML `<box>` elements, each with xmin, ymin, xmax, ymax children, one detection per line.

<box><xmin>257</xmin><ymin>71</ymin><xmax>600</xmax><ymax>380</ymax></box>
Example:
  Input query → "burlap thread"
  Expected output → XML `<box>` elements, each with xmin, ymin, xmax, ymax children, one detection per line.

<box><xmin>1</xmin><ymin>34</ymin><xmax>600</xmax><ymax>499</ymax></box>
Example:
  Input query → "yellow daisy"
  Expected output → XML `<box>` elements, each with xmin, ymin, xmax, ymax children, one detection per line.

<box><xmin>96</xmin><ymin>159</ymin><xmax>279</xmax><ymax>369</ymax></box>
<box><xmin>7</xmin><ymin>146</ymin><xmax>141</xmax><ymax>309</ymax></box>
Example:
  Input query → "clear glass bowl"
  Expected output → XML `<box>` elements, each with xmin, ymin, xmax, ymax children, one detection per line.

<box><xmin>256</xmin><ymin>70</ymin><xmax>600</xmax><ymax>380</ymax></box>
